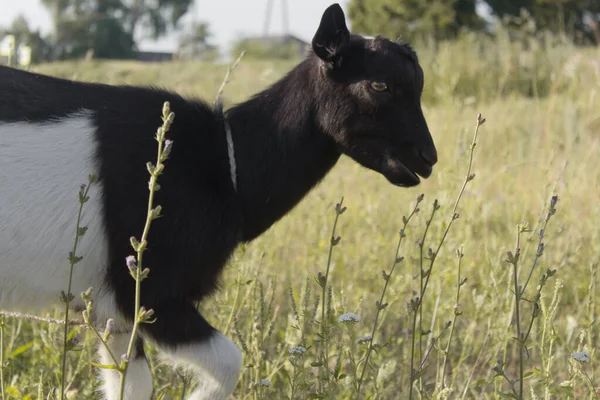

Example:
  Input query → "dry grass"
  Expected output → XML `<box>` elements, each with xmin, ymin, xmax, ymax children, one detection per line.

<box><xmin>1</xmin><ymin>35</ymin><xmax>600</xmax><ymax>399</ymax></box>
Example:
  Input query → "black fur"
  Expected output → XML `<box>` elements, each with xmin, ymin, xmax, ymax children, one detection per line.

<box><xmin>0</xmin><ymin>3</ymin><xmax>437</xmax><ymax>357</ymax></box>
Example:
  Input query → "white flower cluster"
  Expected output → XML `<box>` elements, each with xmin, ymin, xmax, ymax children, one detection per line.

<box><xmin>338</xmin><ymin>312</ymin><xmax>361</xmax><ymax>324</ymax></box>
<box><xmin>356</xmin><ymin>335</ymin><xmax>372</xmax><ymax>344</ymax></box>
<box><xmin>572</xmin><ymin>351</ymin><xmax>590</xmax><ymax>363</ymax></box>
<box><xmin>260</xmin><ymin>378</ymin><xmax>271</xmax><ymax>387</ymax></box>
<box><xmin>288</xmin><ymin>346</ymin><xmax>307</xmax><ymax>355</ymax></box>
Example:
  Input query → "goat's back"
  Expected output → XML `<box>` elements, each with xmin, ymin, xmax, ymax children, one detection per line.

<box><xmin>0</xmin><ymin>66</ymin><xmax>235</xmax><ymax>320</ymax></box>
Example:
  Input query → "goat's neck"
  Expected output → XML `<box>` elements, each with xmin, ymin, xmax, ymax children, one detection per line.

<box><xmin>227</xmin><ymin>61</ymin><xmax>341</xmax><ymax>242</ymax></box>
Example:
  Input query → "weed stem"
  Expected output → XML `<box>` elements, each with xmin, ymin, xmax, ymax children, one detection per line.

<box><xmin>356</xmin><ymin>195</ymin><xmax>423</xmax><ymax>397</ymax></box>
<box><xmin>60</xmin><ymin>175</ymin><xmax>96</xmax><ymax>400</ymax></box>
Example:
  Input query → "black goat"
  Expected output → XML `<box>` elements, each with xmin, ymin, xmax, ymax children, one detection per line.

<box><xmin>0</xmin><ymin>3</ymin><xmax>437</xmax><ymax>399</ymax></box>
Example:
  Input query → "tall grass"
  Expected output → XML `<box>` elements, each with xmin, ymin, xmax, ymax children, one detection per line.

<box><xmin>0</xmin><ymin>29</ymin><xmax>599</xmax><ymax>399</ymax></box>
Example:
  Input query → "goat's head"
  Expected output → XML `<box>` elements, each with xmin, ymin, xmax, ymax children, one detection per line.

<box><xmin>311</xmin><ymin>4</ymin><xmax>437</xmax><ymax>187</ymax></box>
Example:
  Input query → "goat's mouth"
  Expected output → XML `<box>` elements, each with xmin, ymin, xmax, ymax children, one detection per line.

<box><xmin>381</xmin><ymin>155</ymin><xmax>433</xmax><ymax>187</ymax></box>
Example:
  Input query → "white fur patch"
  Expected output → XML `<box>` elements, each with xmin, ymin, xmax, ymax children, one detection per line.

<box><xmin>98</xmin><ymin>333</ymin><xmax>153</xmax><ymax>400</ymax></box>
<box><xmin>0</xmin><ymin>112</ymin><xmax>116</xmax><ymax>322</ymax></box>
<box><xmin>166</xmin><ymin>332</ymin><xmax>242</xmax><ymax>400</ymax></box>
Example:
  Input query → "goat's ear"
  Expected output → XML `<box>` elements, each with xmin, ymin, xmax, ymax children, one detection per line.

<box><xmin>312</xmin><ymin>3</ymin><xmax>350</xmax><ymax>68</ymax></box>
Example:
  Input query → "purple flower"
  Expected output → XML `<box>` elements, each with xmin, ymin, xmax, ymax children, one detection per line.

<box><xmin>105</xmin><ymin>318</ymin><xmax>115</xmax><ymax>335</ymax></box>
<box><xmin>164</xmin><ymin>139</ymin><xmax>173</xmax><ymax>154</ymax></box>
<box><xmin>126</xmin><ymin>255</ymin><xmax>137</xmax><ymax>272</ymax></box>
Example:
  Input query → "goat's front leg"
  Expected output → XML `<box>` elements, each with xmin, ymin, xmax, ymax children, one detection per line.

<box><xmin>140</xmin><ymin>300</ymin><xmax>242</xmax><ymax>400</ymax></box>
<box><xmin>97</xmin><ymin>332</ymin><xmax>153</xmax><ymax>400</ymax></box>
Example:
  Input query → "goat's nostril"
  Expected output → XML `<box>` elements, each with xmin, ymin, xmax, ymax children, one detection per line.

<box><xmin>420</xmin><ymin>149</ymin><xmax>438</xmax><ymax>166</ymax></box>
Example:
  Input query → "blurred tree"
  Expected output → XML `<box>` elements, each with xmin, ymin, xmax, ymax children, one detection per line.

<box><xmin>484</xmin><ymin>0</ymin><xmax>534</xmax><ymax>16</ymax></box>
<box><xmin>348</xmin><ymin>0</ymin><xmax>599</xmax><ymax>45</ymax></box>
<box><xmin>177</xmin><ymin>22</ymin><xmax>219</xmax><ymax>61</ymax></box>
<box><xmin>123</xmin><ymin>0</ymin><xmax>193</xmax><ymax>40</ymax></box>
<box><xmin>347</xmin><ymin>0</ymin><xmax>485</xmax><ymax>44</ymax></box>
<box><xmin>455</xmin><ymin>0</ymin><xmax>487</xmax><ymax>30</ymax></box>
<box><xmin>41</xmin><ymin>0</ymin><xmax>133</xmax><ymax>59</ymax></box>
<box><xmin>485</xmin><ymin>0</ymin><xmax>600</xmax><ymax>44</ymax></box>
<box><xmin>89</xmin><ymin>20</ymin><xmax>136</xmax><ymax>59</ymax></box>
<box><xmin>41</xmin><ymin>0</ymin><xmax>193</xmax><ymax>60</ymax></box>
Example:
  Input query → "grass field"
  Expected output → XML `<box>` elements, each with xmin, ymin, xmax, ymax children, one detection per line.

<box><xmin>1</xmin><ymin>33</ymin><xmax>600</xmax><ymax>400</ymax></box>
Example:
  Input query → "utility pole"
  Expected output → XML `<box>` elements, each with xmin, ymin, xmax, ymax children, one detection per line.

<box><xmin>263</xmin><ymin>0</ymin><xmax>289</xmax><ymax>36</ymax></box>
<box><xmin>282</xmin><ymin>0</ymin><xmax>289</xmax><ymax>35</ymax></box>
<box><xmin>263</xmin><ymin>0</ymin><xmax>273</xmax><ymax>35</ymax></box>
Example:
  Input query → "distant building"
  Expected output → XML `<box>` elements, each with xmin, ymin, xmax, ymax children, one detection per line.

<box><xmin>176</xmin><ymin>42</ymin><xmax>219</xmax><ymax>62</ymax></box>
<box><xmin>134</xmin><ymin>50</ymin><xmax>174</xmax><ymax>63</ymax></box>
<box><xmin>236</xmin><ymin>34</ymin><xmax>311</xmax><ymax>58</ymax></box>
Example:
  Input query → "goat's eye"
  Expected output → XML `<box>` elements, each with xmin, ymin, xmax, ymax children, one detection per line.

<box><xmin>369</xmin><ymin>81</ymin><xmax>388</xmax><ymax>92</ymax></box>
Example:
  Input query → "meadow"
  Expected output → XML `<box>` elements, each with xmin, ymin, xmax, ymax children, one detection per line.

<box><xmin>1</xmin><ymin>28</ymin><xmax>600</xmax><ymax>400</ymax></box>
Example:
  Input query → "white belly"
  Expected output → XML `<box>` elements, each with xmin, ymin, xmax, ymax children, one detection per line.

<box><xmin>0</xmin><ymin>112</ymin><xmax>113</xmax><ymax>316</ymax></box>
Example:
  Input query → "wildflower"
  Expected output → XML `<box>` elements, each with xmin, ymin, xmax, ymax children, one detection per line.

<box><xmin>288</xmin><ymin>346</ymin><xmax>306</xmax><ymax>355</ymax></box>
<box><xmin>356</xmin><ymin>335</ymin><xmax>372</xmax><ymax>344</ymax></box>
<box><xmin>126</xmin><ymin>255</ymin><xmax>137</xmax><ymax>271</ymax></box>
<box><xmin>572</xmin><ymin>351</ymin><xmax>590</xmax><ymax>363</ymax></box>
<box><xmin>67</xmin><ymin>337</ymin><xmax>80</xmax><ymax>350</ymax></box>
<box><xmin>66</xmin><ymin>386</ymin><xmax>79</xmax><ymax>400</ymax></box>
<box><xmin>338</xmin><ymin>312</ymin><xmax>361</xmax><ymax>324</ymax></box>
<box><xmin>138</xmin><ymin>307</ymin><xmax>155</xmax><ymax>322</ymax></box>
<box><xmin>105</xmin><ymin>319</ymin><xmax>115</xmax><ymax>335</ymax></box>
<box><xmin>163</xmin><ymin>139</ymin><xmax>173</xmax><ymax>158</ymax></box>
<box><xmin>81</xmin><ymin>287</ymin><xmax>93</xmax><ymax>301</ymax></box>
<box><xmin>260</xmin><ymin>378</ymin><xmax>271</xmax><ymax>387</ymax></box>
<box><xmin>103</xmin><ymin>318</ymin><xmax>115</xmax><ymax>341</ymax></box>
<box><xmin>437</xmin><ymin>387</ymin><xmax>454</xmax><ymax>400</ymax></box>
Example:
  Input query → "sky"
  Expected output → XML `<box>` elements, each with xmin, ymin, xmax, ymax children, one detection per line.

<box><xmin>0</xmin><ymin>0</ymin><xmax>352</xmax><ymax>55</ymax></box>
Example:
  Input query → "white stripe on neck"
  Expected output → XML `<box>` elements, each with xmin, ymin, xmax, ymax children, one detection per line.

<box><xmin>224</xmin><ymin>117</ymin><xmax>237</xmax><ymax>192</ymax></box>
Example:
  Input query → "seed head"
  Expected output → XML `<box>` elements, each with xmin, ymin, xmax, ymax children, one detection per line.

<box><xmin>356</xmin><ymin>335</ymin><xmax>372</xmax><ymax>344</ymax></box>
<box><xmin>572</xmin><ymin>351</ymin><xmax>590</xmax><ymax>363</ymax></box>
<box><xmin>126</xmin><ymin>255</ymin><xmax>137</xmax><ymax>270</ymax></box>
<box><xmin>288</xmin><ymin>346</ymin><xmax>307</xmax><ymax>355</ymax></box>
<box><xmin>260</xmin><ymin>378</ymin><xmax>271</xmax><ymax>387</ymax></box>
<box><xmin>338</xmin><ymin>312</ymin><xmax>361</xmax><ymax>324</ymax></box>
